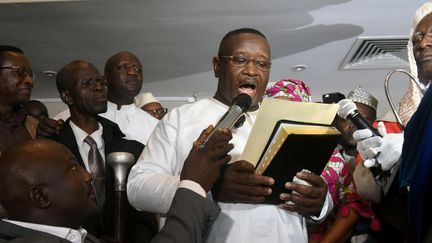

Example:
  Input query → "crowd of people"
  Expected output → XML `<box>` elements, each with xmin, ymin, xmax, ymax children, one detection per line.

<box><xmin>1</xmin><ymin>2</ymin><xmax>432</xmax><ymax>243</ymax></box>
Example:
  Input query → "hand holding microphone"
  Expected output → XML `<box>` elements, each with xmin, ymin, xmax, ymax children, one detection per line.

<box><xmin>353</xmin><ymin>122</ymin><xmax>404</xmax><ymax>171</ymax></box>
<box><xmin>337</xmin><ymin>99</ymin><xmax>403</xmax><ymax>171</ymax></box>
<box><xmin>200</xmin><ymin>93</ymin><xmax>252</xmax><ymax>147</ymax></box>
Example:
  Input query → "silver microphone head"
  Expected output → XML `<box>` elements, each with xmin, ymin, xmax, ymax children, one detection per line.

<box><xmin>106</xmin><ymin>152</ymin><xmax>135</xmax><ymax>191</ymax></box>
<box><xmin>337</xmin><ymin>99</ymin><xmax>357</xmax><ymax>119</ymax></box>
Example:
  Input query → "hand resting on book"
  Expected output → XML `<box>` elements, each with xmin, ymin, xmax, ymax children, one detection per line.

<box><xmin>278</xmin><ymin>171</ymin><xmax>328</xmax><ymax>217</ymax></box>
<box><xmin>217</xmin><ymin>160</ymin><xmax>275</xmax><ymax>203</ymax></box>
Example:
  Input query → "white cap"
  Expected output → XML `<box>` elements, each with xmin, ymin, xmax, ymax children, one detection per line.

<box><xmin>134</xmin><ymin>93</ymin><xmax>159</xmax><ymax>107</ymax></box>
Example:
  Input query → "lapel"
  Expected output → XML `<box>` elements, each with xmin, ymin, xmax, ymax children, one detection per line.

<box><xmin>51</xmin><ymin>118</ymin><xmax>85</xmax><ymax>167</ymax></box>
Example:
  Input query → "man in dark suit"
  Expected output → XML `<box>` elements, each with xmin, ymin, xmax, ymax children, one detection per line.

<box><xmin>48</xmin><ymin>60</ymin><xmax>156</xmax><ymax>242</ymax></box>
<box><xmin>0</xmin><ymin>135</ymin><xmax>230</xmax><ymax>243</ymax></box>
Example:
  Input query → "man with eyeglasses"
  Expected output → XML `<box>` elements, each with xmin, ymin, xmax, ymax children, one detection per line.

<box><xmin>128</xmin><ymin>28</ymin><xmax>331</xmax><ymax>243</ymax></box>
<box><xmin>0</xmin><ymin>45</ymin><xmax>38</xmax><ymax>155</ymax></box>
<box><xmin>41</xmin><ymin>51</ymin><xmax>160</xmax><ymax>146</ymax></box>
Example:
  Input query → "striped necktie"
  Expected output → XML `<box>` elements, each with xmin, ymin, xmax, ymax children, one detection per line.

<box><xmin>84</xmin><ymin>136</ymin><xmax>105</xmax><ymax>206</ymax></box>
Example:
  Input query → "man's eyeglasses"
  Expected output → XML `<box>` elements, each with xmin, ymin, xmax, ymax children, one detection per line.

<box><xmin>144</xmin><ymin>107</ymin><xmax>168</xmax><ymax>118</ymax></box>
<box><xmin>219</xmin><ymin>55</ymin><xmax>272</xmax><ymax>70</ymax></box>
<box><xmin>0</xmin><ymin>66</ymin><xmax>33</xmax><ymax>78</ymax></box>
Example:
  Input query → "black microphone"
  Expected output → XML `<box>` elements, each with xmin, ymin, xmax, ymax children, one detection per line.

<box><xmin>337</xmin><ymin>99</ymin><xmax>380</xmax><ymax>137</ymax></box>
<box><xmin>201</xmin><ymin>93</ymin><xmax>252</xmax><ymax>146</ymax></box>
<box><xmin>337</xmin><ymin>99</ymin><xmax>383</xmax><ymax>180</ymax></box>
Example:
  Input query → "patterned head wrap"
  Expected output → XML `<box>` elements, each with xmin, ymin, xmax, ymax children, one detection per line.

<box><xmin>347</xmin><ymin>86</ymin><xmax>378</xmax><ymax>112</ymax></box>
<box><xmin>265</xmin><ymin>79</ymin><xmax>312</xmax><ymax>102</ymax></box>
<box><xmin>399</xmin><ymin>1</ymin><xmax>432</xmax><ymax>126</ymax></box>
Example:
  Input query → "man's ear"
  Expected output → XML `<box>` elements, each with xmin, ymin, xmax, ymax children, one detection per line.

<box><xmin>212</xmin><ymin>56</ymin><xmax>220</xmax><ymax>78</ymax></box>
<box><xmin>28</xmin><ymin>186</ymin><xmax>51</xmax><ymax>208</ymax></box>
<box><xmin>60</xmin><ymin>91</ymin><xmax>73</xmax><ymax>106</ymax></box>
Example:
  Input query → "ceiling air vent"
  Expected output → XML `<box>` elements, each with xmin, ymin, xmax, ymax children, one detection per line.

<box><xmin>340</xmin><ymin>36</ymin><xmax>409</xmax><ymax>70</ymax></box>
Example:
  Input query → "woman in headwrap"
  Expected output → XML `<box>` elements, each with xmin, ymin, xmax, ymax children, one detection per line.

<box><xmin>265</xmin><ymin>79</ymin><xmax>379</xmax><ymax>243</ymax></box>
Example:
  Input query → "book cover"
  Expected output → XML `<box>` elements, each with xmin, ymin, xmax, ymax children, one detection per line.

<box><xmin>241</xmin><ymin>98</ymin><xmax>339</xmax><ymax>167</ymax></box>
<box><xmin>240</xmin><ymin>98</ymin><xmax>340</xmax><ymax>204</ymax></box>
<box><xmin>256</xmin><ymin>120</ymin><xmax>340</xmax><ymax>204</ymax></box>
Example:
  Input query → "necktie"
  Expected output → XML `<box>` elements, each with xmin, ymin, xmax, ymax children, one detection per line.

<box><xmin>84</xmin><ymin>136</ymin><xmax>105</xmax><ymax>206</ymax></box>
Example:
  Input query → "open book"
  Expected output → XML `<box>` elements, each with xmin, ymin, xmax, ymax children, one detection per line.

<box><xmin>241</xmin><ymin>98</ymin><xmax>340</xmax><ymax>204</ymax></box>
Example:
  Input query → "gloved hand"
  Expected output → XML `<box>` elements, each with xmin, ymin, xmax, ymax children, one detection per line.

<box><xmin>352</xmin><ymin>121</ymin><xmax>404</xmax><ymax>171</ymax></box>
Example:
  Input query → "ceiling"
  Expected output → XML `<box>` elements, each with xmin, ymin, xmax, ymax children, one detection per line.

<box><xmin>0</xmin><ymin>0</ymin><xmax>425</xmax><ymax>117</ymax></box>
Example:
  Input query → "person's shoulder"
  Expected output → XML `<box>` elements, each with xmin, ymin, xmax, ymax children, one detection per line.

<box><xmin>6</xmin><ymin>236</ymin><xmax>69</xmax><ymax>243</ymax></box>
<box><xmin>171</xmin><ymin>98</ymin><xmax>221</xmax><ymax>115</ymax></box>
<box><xmin>0</xmin><ymin>221</ymin><xmax>70</xmax><ymax>243</ymax></box>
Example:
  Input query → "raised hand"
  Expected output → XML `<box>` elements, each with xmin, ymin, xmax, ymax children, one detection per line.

<box><xmin>37</xmin><ymin>116</ymin><xmax>64</xmax><ymax>138</ymax></box>
<box><xmin>180</xmin><ymin>125</ymin><xmax>234</xmax><ymax>192</ymax></box>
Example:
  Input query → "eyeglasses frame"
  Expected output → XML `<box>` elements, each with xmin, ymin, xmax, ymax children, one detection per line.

<box><xmin>218</xmin><ymin>55</ymin><xmax>272</xmax><ymax>70</ymax></box>
<box><xmin>0</xmin><ymin>66</ymin><xmax>34</xmax><ymax>79</ymax></box>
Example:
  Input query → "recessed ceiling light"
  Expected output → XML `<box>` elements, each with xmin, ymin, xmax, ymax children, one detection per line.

<box><xmin>292</xmin><ymin>65</ymin><xmax>307</xmax><ymax>72</ymax></box>
<box><xmin>43</xmin><ymin>70</ymin><xmax>57</xmax><ymax>77</ymax></box>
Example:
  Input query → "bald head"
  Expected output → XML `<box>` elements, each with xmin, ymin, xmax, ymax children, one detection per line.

<box><xmin>0</xmin><ymin>139</ymin><xmax>60</xmax><ymax>210</ymax></box>
<box><xmin>104</xmin><ymin>51</ymin><xmax>140</xmax><ymax>75</ymax></box>
<box><xmin>0</xmin><ymin>139</ymin><xmax>97</xmax><ymax>228</ymax></box>
<box><xmin>56</xmin><ymin>60</ymin><xmax>99</xmax><ymax>94</ymax></box>
<box><xmin>104</xmin><ymin>51</ymin><xmax>143</xmax><ymax>106</ymax></box>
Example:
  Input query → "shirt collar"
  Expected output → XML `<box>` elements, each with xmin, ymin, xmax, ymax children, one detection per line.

<box><xmin>107</xmin><ymin>101</ymin><xmax>136</xmax><ymax>111</ymax></box>
<box><xmin>69</xmin><ymin>120</ymin><xmax>104</xmax><ymax>150</ymax></box>
<box><xmin>3</xmin><ymin>219</ymin><xmax>87</xmax><ymax>243</ymax></box>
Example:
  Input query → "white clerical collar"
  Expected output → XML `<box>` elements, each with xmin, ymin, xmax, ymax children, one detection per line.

<box><xmin>4</xmin><ymin>219</ymin><xmax>87</xmax><ymax>243</ymax></box>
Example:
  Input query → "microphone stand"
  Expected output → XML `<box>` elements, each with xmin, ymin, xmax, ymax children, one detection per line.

<box><xmin>106</xmin><ymin>152</ymin><xmax>135</xmax><ymax>243</ymax></box>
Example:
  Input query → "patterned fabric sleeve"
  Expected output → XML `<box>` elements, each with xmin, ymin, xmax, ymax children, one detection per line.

<box><xmin>309</xmin><ymin>150</ymin><xmax>381</xmax><ymax>241</ymax></box>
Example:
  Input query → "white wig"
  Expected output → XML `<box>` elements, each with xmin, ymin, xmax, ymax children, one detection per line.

<box><xmin>399</xmin><ymin>1</ymin><xmax>432</xmax><ymax>126</ymax></box>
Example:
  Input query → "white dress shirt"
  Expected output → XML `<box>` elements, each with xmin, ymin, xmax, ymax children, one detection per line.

<box><xmin>127</xmin><ymin>98</ymin><xmax>332</xmax><ymax>243</ymax></box>
<box><xmin>101</xmin><ymin>102</ymin><xmax>159</xmax><ymax>145</ymax></box>
<box><xmin>4</xmin><ymin>219</ymin><xmax>87</xmax><ymax>243</ymax></box>
<box><xmin>69</xmin><ymin>121</ymin><xmax>105</xmax><ymax>170</ymax></box>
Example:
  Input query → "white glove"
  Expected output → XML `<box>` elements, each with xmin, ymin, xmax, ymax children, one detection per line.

<box><xmin>353</xmin><ymin>127</ymin><xmax>383</xmax><ymax>167</ymax></box>
<box><xmin>353</xmin><ymin>121</ymin><xmax>404</xmax><ymax>171</ymax></box>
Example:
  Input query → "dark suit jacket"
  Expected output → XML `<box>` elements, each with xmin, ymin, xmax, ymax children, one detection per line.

<box><xmin>152</xmin><ymin>188</ymin><xmax>220</xmax><ymax>243</ymax></box>
<box><xmin>0</xmin><ymin>220</ymin><xmax>100</xmax><ymax>243</ymax></box>
<box><xmin>49</xmin><ymin>116</ymin><xmax>158</xmax><ymax>243</ymax></box>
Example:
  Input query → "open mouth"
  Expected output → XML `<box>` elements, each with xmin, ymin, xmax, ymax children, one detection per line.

<box><xmin>238</xmin><ymin>83</ymin><xmax>256</xmax><ymax>97</ymax></box>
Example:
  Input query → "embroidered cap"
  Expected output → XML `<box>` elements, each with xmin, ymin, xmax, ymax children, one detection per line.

<box><xmin>347</xmin><ymin>86</ymin><xmax>378</xmax><ymax>111</ymax></box>
<box><xmin>134</xmin><ymin>93</ymin><xmax>159</xmax><ymax>108</ymax></box>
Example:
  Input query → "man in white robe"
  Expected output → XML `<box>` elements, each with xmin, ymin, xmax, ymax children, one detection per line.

<box><xmin>127</xmin><ymin>28</ymin><xmax>332</xmax><ymax>243</ymax></box>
